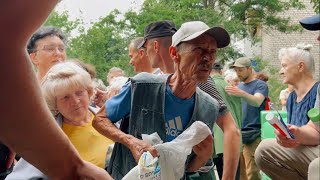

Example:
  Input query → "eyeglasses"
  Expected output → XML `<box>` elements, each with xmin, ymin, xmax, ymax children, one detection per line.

<box><xmin>35</xmin><ymin>45</ymin><xmax>66</xmax><ymax>53</ymax></box>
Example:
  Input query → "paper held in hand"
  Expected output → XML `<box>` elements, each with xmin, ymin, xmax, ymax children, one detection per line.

<box><xmin>266</xmin><ymin>112</ymin><xmax>295</xmax><ymax>139</ymax></box>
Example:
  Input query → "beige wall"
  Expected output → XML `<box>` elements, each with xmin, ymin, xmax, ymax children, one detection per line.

<box><xmin>261</xmin><ymin>0</ymin><xmax>319</xmax><ymax>80</ymax></box>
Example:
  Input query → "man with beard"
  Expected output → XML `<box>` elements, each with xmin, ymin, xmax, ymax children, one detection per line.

<box><xmin>138</xmin><ymin>20</ymin><xmax>176</xmax><ymax>74</ymax></box>
<box><xmin>225</xmin><ymin>57</ymin><xmax>268</xmax><ymax>180</ymax></box>
<box><xmin>94</xmin><ymin>21</ymin><xmax>240</xmax><ymax>180</ymax></box>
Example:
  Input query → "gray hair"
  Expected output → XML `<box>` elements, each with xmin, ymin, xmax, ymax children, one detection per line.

<box><xmin>130</xmin><ymin>37</ymin><xmax>144</xmax><ymax>50</ymax></box>
<box><xmin>278</xmin><ymin>43</ymin><xmax>315</xmax><ymax>74</ymax></box>
<box><xmin>107</xmin><ymin>76</ymin><xmax>129</xmax><ymax>98</ymax></box>
<box><xmin>224</xmin><ymin>70</ymin><xmax>238</xmax><ymax>82</ymax></box>
<box><xmin>41</xmin><ymin>61</ymin><xmax>93</xmax><ymax>114</ymax></box>
<box><xmin>108</xmin><ymin>76</ymin><xmax>129</xmax><ymax>90</ymax></box>
<box><xmin>108</xmin><ymin>67</ymin><xmax>125</xmax><ymax>75</ymax></box>
<box><xmin>93</xmin><ymin>78</ymin><xmax>107</xmax><ymax>91</ymax></box>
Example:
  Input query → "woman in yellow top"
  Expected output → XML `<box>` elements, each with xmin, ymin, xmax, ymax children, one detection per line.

<box><xmin>41</xmin><ymin>61</ymin><xmax>113</xmax><ymax>168</ymax></box>
<box><xmin>6</xmin><ymin>61</ymin><xmax>113</xmax><ymax>179</ymax></box>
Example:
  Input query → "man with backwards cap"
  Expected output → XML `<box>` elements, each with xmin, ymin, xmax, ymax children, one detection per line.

<box><xmin>255</xmin><ymin>14</ymin><xmax>320</xmax><ymax>180</ymax></box>
<box><xmin>138</xmin><ymin>20</ymin><xmax>177</xmax><ymax>74</ymax></box>
<box><xmin>94</xmin><ymin>21</ymin><xmax>240</xmax><ymax>180</ymax></box>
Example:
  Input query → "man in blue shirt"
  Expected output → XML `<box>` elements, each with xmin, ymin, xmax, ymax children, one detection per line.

<box><xmin>226</xmin><ymin>57</ymin><xmax>268</xmax><ymax>180</ymax></box>
<box><xmin>94</xmin><ymin>21</ymin><xmax>240</xmax><ymax>180</ymax></box>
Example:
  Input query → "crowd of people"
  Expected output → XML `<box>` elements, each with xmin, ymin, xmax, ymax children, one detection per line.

<box><xmin>0</xmin><ymin>1</ymin><xmax>319</xmax><ymax>180</ymax></box>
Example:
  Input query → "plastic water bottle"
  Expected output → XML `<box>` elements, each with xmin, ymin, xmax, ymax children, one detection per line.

<box><xmin>307</xmin><ymin>108</ymin><xmax>320</xmax><ymax>129</ymax></box>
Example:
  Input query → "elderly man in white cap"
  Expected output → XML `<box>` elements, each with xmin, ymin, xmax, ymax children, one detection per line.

<box><xmin>94</xmin><ymin>21</ymin><xmax>240</xmax><ymax>180</ymax></box>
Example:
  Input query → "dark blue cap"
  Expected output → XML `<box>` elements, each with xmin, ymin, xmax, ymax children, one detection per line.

<box><xmin>299</xmin><ymin>14</ymin><xmax>320</xmax><ymax>31</ymax></box>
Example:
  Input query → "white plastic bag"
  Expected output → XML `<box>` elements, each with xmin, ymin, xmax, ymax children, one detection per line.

<box><xmin>122</xmin><ymin>121</ymin><xmax>211</xmax><ymax>180</ymax></box>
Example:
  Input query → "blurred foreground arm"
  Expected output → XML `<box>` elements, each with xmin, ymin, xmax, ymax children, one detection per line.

<box><xmin>0</xmin><ymin>0</ymin><xmax>112</xmax><ymax>179</ymax></box>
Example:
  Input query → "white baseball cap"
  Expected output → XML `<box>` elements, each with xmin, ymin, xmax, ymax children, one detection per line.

<box><xmin>172</xmin><ymin>21</ymin><xmax>230</xmax><ymax>48</ymax></box>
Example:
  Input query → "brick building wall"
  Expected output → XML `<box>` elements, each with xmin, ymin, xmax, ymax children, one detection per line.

<box><xmin>261</xmin><ymin>0</ymin><xmax>319</xmax><ymax>80</ymax></box>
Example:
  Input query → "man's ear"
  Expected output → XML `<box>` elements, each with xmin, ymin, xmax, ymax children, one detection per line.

<box><xmin>139</xmin><ymin>49</ymin><xmax>145</xmax><ymax>57</ymax></box>
<box><xmin>29</xmin><ymin>53</ymin><xmax>38</xmax><ymax>65</ymax></box>
<box><xmin>153</xmin><ymin>40</ymin><xmax>159</xmax><ymax>53</ymax></box>
<box><xmin>248</xmin><ymin>66</ymin><xmax>254</xmax><ymax>73</ymax></box>
<box><xmin>169</xmin><ymin>46</ymin><xmax>179</xmax><ymax>63</ymax></box>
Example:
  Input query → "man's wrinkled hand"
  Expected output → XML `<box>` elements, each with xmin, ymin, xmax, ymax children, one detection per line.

<box><xmin>127</xmin><ymin>136</ymin><xmax>159</xmax><ymax>163</ymax></box>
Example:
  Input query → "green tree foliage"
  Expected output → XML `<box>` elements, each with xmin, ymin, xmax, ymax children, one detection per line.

<box><xmin>45</xmin><ymin>0</ymin><xmax>313</xmax><ymax>92</ymax></box>
<box><xmin>45</xmin><ymin>10</ymin><xmax>134</xmax><ymax>83</ymax></box>
<box><xmin>267</xmin><ymin>65</ymin><xmax>287</xmax><ymax>109</ymax></box>
<box><xmin>121</xmin><ymin>0</ymin><xmax>311</xmax><ymax>110</ymax></box>
<box><xmin>124</xmin><ymin>0</ymin><xmax>306</xmax><ymax>63</ymax></box>
<box><xmin>44</xmin><ymin>11</ymin><xmax>81</xmax><ymax>35</ymax></box>
<box><xmin>310</xmin><ymin>0</ymin><xmax>320</xmax><ymax>13</ymax></box>
<box><xmin>228</xmin><ymin>0</ymin><xmax>304</xmax><ymax>34</ymax></box>
<box><xmin>125</xmin><ymin>0</ymin><xmax>246</xmax><ymax>62</ymax></box>
<box><xmin>253</xmin><ymin>58</ymin><xmax>284</xmax><ymax>109</ymax></box>
<box><xmin>126</xmin><ymin>0</ymin><xmax>306</xmax><ymax>37</ymax></box>
<box><xmin>68</xmin><ymin>10</ymin><xmax>134</xmax><ymax>82</ymax></box>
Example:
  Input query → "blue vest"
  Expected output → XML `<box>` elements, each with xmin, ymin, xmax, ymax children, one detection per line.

<box><xmin>108</xmin><ymin>73</ymin><xmax>219</xmax><ymax>180</ymax></box>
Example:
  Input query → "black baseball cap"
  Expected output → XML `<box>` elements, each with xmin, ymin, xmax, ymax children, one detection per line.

<box><xmin>138</xmin><ymin>20</ymin><xmax>177</xmax><ymax>48</ymax></box>
<box><xmin>299</xmin><ymin>14</ymin><xmax>320</xmax><ymax>31</ymax></box>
